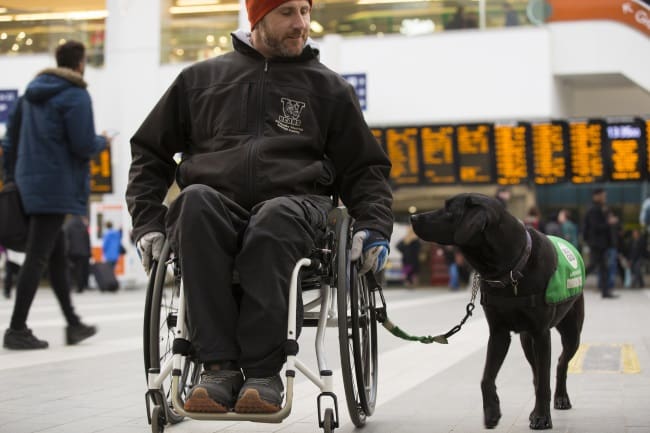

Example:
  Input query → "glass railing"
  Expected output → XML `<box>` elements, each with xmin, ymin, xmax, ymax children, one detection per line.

<box><xmin>0</xmin><ymin>0</ymin><xmax>532</xmax><ymax>66</ymax></box>
<box><xmin>310</xmin><ymin>0</ymin><xmax>529</xmax><ymax>37</ymax></box>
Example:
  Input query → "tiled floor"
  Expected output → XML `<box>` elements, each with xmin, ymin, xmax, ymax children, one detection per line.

<box><xmin>1</xmin><ymin>286</ymin><xmax>648</xmax><ymax>433</ymax></box>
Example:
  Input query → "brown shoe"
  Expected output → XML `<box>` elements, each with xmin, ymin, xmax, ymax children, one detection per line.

<box><xmin>234</xmin><ymin>375</ymin><xmax>284</xmax><ymax>413</ymax></box>
<box><xmin>184</xmin><ymin>369</ymin><xmax>243</xmax><ymax>413</ymax></box>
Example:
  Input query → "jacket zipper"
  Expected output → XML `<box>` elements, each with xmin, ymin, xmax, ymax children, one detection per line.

<box><xmin>247</xmin><ymin>59</ymin><xmax>269</xmax><ymax>206</ymax></box>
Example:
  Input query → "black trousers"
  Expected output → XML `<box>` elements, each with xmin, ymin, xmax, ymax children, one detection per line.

<box><xmin>10</xmin><ymin>214</ymin><xmax>80</xmax><ymax>330</ymax></box>
<box><xmin>166</xmin><ymin>185</ymin><xmax>331</xmax><ymax>377</ymax></box>
<box><xmin>587</xmin><ymin>247</ymin><xmax>610</xmax><ymax>295</ymax></box>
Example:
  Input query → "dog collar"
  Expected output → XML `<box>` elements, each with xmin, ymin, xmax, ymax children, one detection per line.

<box><xmin>481</xmin><ymin>229</ymin><xmax>532</xmax><ymax>291</ymax></box>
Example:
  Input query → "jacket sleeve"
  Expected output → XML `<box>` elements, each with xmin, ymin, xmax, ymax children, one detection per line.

<box><xmin>126</xmin><ymin>73</ymin><xmax>191</xmax><ymax>242</ymax></box>
<box><xmin>2</xmin><ymin>96</ymin><xmax>22</xmax><ymax>183</ymax></box>
<box><xmin>326</xmin><ymin>82</ymin><xmax>393</xmax><ymax>240</ymax></box>
<box><xmin>63</xmin><ymin>89</ymin><xmax>107</xmax><ymax>159</ymax></box>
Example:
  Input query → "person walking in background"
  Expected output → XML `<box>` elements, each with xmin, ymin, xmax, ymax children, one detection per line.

<box><xmin>626</xmin><ymin>228</ymin><xmax>647</xmax><ymax>288</ymax></box>
<box><xmin>583</xmin><ymin>188</ymin><xmax>618</xmax><ymax>299</ymax></box>
<box><xmin>446</xmin><ymin>5</ymin><xmax>467</xmax><ymax>30</ymax></box>
<box><xmin>523</xmin><ymin>205</ymin><xmax>541</xmax><ymax>230</ymax></box>
<box><xmin>443</xmin><ymin>245</ymin><xmax>461</xmax><ymax>290</ymax></box>
<box><xmin>606</xmin><ymin>210</ymin><xmax>623</xmax><ymax>289</ymax></box>
<box><xmin>639</xmin><ymin>193</ymin><xmax>650</xmax><ymax>228</ymax></box>
<box><xmin>494</xmin><ymin>186</ymin><xmax>511</xmax><ymax>209</ymax></box>
<box><xmin>102</xmin><ymin>221</ymin><xmax>122</xmax><ymax>270</ymax></box>
<box><xmin>503</xmin><ymin>2</ymin><xmax>520</xmax><ymax>26</ymax></box>
<box><xmin>639</xmin><ymin>193</ymin><xmax>650</xmax><ymax>254</ymax></box>
<box><xmin>2</xmin><ymin>40</ymin><xmax>108</xmax><ymax>350</ymax></box>
<box><xmin>558</xmin><ymin>208</ymin><xmax>579</xmax><ymax>249</ymax></box>
<box><xmin>543</xmin><ymin>212</ymin><xmax>562</xmax><ymax>237</ymax></box>
<box><xmin>397</xmin><ymin>226</ymin><xmax>422</xmax><ymax>287</ymax></box>
<box><xmin>3</xmin><ymin>249</ymin><xmax>23</xmax><ymax>299</ymax></box>
<box><xmin>63</xmin><ymin>215</ymin><xmax>91</xmax><ymax>293</ymax></box>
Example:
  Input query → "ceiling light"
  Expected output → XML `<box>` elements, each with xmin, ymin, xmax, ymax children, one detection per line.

<box><xmin>0</xmin><ymin>7</ymin><xmax>7</xmax><ymax>13</ymax></box>
<box><xmin>176</xmin><ymin>0</ymin><xmax>219</xmax><ymax>5</ymax></box>
<box><xmin>357</xmin><ymin>0</ymin><xmax>429</xmax><ymax>4</ymax></box>
<box><xmin>12</xmin><ymin>10</ymin><xmax>108</xmax><ymax>22</ymax></box>
<box><xmin>169</xmin><ymin>4</ymin><xmax>240</xmax><ymax>14</ymax></box>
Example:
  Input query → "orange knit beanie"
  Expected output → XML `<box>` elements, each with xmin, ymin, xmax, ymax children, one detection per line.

<box><xmin>246</xmin><ymin>0</ymin><xmax>312</xmax><ymax>29</ymax></box>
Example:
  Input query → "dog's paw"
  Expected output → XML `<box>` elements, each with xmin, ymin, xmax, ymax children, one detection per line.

<box><xmin>529</xmin><ymin>414</ymin><xmax>553</xmax><ymax>430</ymax></box>
<box><xmin>483</xmin><ymin>408</ymin><xmax>501</xmax><ymax>429</ymax></box>
<box><xmin>554</xmin><ymin>395</ymin><xmax>572</xmax><ymax>410</ymax></box>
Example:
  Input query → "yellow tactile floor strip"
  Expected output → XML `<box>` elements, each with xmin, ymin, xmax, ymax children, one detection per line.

<box><xmin>568</xmin><ymin>343</ymin><xmax>589</xmax><ymax>374</ymax></box>
<box><xmin>568</xmin><ymin>343</ymin><xmax>641</xmax><ymax>374</ymax></box>
<box><xmin>621</xmin><ymin>343</ymin><xmax>641</xmax><ymax>374</ymax></box>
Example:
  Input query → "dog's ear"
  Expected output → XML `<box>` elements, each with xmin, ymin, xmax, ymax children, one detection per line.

<box><xmin>454</xmin><ymin>206</ymin><xmax>487</xmax><ymax>245</ymax></box>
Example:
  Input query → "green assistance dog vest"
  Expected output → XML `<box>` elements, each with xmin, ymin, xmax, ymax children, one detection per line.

<box><xmin>545</xmin><ymin>236</ymin><xmax>585</xmax><ymax>304</ymax></box>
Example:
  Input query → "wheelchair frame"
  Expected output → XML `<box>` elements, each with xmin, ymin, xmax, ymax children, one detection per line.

<box><xmin>143</xmin><ymin>207</ymin><xmax>379</xmax><ymax>433</ymax></box>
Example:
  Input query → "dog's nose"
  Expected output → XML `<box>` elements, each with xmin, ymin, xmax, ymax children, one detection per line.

<box><xmin>409</xmin><ymin>214</ymin><xmax>419</xmax><ymax>224</ymax></box>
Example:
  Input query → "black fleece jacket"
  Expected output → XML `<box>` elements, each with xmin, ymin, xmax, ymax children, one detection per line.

<box><xmin>126</xmin><ymin>32</ymin><xmax>393</xmax><ymax>242</ymax></box>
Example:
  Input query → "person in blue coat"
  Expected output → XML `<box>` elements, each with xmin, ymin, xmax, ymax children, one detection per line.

<box><xmin>102</xmin><ymin>221</ymin><xmax>122</xmax><ymax>270</ymax></box>
<box><xmin>2</xmin><ymin>41</ymin><xmax>110</xmax><ymax>350</ymax></box>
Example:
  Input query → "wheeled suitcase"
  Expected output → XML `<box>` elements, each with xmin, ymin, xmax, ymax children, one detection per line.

<box><xmin>92</xmin><ymin>262</ymin><xmax>119</xmax><ymax>292</ymax></box>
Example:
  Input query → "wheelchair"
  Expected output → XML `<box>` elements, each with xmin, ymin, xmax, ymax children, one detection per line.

<box><xmin>143</xmin><ymin>206</ymin><xmax>380</xmax><ymax>433</ymax></box>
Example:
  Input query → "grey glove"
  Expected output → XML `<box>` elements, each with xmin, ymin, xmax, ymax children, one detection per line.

<box><xmin>350</xmin><ymin>230</ymin><xmax>390</xmax><ymax>275</ymax></box>
<box><xmin>136</xmin><ymin>231</ymin><xmax>165</xmax><ymax>275</ymax></box>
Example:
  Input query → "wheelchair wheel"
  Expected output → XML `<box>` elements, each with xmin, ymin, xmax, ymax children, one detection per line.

<box><xmin>334</xmin><ymin>209</ymin><xmax>379</xmax><ymax>427</ymax></box>
<box><xmin>144</xmin><ymin>240</ymin><xmax>201</xmax><ymax>424</ymax></box>
<box><xmin>151</xmin><ymin>405</ymin><xmax>165</xmax><ymax>433</ymax></box>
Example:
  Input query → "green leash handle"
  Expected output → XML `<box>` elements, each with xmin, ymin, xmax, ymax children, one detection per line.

<box><xmin>381</xmin><ymin>318</ymin><xmax>450</xmax><ymax>344</ymax></box>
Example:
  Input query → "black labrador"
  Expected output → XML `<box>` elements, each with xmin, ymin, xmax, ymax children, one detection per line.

<box><xmin>410</xmin><ymin>193</ymin><xmax>585</xmax><ymax>430</ymax></box>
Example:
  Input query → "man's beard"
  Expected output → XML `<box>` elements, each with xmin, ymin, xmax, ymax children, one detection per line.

<box><xmin>258</xmin><ymin>19</ymin><xmax>308</xmax><ymax>58</ymax></box>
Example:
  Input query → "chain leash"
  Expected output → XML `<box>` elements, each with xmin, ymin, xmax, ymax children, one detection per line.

<box><xmin>369</xmin><ymin>271</ymin><xmax>480</xmax><ymax>345</ymax></box>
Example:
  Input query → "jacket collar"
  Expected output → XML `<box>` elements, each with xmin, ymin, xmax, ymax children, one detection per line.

<box><xmin>37</xmin><ymin>67</ymin><xmax>87</xmax><ymax>89</ymax></box>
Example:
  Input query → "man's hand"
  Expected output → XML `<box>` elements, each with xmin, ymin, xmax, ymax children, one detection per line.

<box><xmin>350</xmin><ymin>229</ymin><xmax>389</xmax><ymax>274</ymax></box>
<box><xmin>136</xmin><ymin>232</ymin><xmax>165</xmax><ymax>275</ymax></box>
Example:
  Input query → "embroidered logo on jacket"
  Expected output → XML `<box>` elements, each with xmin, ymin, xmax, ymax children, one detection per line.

<box><xmin>276</xmin><ymin>97</ymin><xmax>306</xmax><ymax>134</ymax></box>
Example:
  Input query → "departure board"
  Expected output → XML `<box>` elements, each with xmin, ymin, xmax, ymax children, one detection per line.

<box><xmin>420</xmin><ymin>125</ymin><xmax>456</xmax><ymax>184</ymax></box>
<box><xmin>494</xmin><ymin>123</ymin><xmax>530</xmax><ymax>185</ymax></box>
<box><xmin>604</xmin><ymin>119</ymin><xmax>645</xmax><ymax>181</ymax></box>
<box><xmin>530</xmin><ymin>121</ymin><xmax>569</xmax><ymax>185</ymax></box>
<box><xmin>90</xmin><ymin>148</ymin><xmax>113</xmax><ymax>193</ymax></box>
<box><xmin>384</xmin><ymin>127</ymin><xmax>421</xmax><ymax>186</ymax></box>
<box><xmin>455</xmin><ymin>123</ymin><xmax>495</xmax><ymax>184</ymax></box>
<box><xmin>569</xmin><ymin>119</ymin><xmax>605</xmax><ymax>184</ymax></box>
<box><xmin>371</xmin><ymin>117</ymin><xmax>648</xmax><ymax>188</ymax></box>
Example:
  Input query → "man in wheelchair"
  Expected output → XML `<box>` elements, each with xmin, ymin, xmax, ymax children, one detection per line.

<box><xmin>126</xmin><ymin>0</ymin><xmax>393</xmax><ymax>416</ymax></box>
